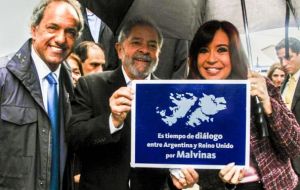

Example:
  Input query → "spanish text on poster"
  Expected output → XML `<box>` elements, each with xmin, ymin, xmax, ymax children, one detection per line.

<box><xmin>131</xmin><ymin>80</ymin><xmax>250</xmax><ymax>169</ymax></box>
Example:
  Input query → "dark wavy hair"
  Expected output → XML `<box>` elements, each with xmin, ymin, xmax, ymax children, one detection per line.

<box><xmin>188</xmin><ymin>20</ymin><xmax>248</xmax><ymax>79</ymax></box>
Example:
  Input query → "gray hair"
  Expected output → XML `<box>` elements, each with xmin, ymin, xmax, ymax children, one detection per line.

<box><xmin>30</xmin><ymin>0</ymin><xmax>84</xmax><ymax>37</ymax></box>
<box><xmin>118</xmin><ymin>16</ymin><xmax>163</xmax><ymax>48</ymax></box>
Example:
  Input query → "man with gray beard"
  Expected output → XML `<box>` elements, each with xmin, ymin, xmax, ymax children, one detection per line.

<box><xmin>67</xmin><ymin>17</ymin><xmax>198</xmax><ymax>190</ymax></box>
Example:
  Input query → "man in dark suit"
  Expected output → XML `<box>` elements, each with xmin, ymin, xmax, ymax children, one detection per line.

<box><xmin>276</xmin><ymin>37</ymin><xmax>300</xmax><ymax>190</ymax></box>
<box><xmin>67</xmin><ymin>17</ymin><xmax>198</xmax><ymax>190</ymax></box>
<box><xmin>0</xmin><ymin>0</ymin><xmax>84</xmax><ymax>189</ymax></box>
<box><xmin>77</xmin><ymin>7</ymin><xmax>118</xmax><ymax>71</ymax></box>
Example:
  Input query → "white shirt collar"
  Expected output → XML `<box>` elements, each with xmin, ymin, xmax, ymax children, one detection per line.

<box><xmin>291</xmin><ymin>69</ymin><xmax>300</xmax><ymax>82</ymax></box>
<box><xmin>31</xmin><ymin>45</ymin><xmax>61</xmax><ymax>81</ymax></box>
<box><xmin>121</xmin><ymin>66</ymin><xmax>151</xmax><ymax>86</ymax></box>
<box><xmin>31</xmin><ymin>45</ymin><xmax>62</xmax><ymax>111</ymax></box>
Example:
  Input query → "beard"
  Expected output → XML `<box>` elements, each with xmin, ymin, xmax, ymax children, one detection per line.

<box><xmin>123</xmin><ymin>53</ymin><xmax>158</xmax><ymax>79</ymax></box>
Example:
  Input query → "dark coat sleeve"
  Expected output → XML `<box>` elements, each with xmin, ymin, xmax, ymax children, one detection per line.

<box><xmin>66</xmin><ymin>75</ymin><xmax>121</xmax><ymax>151</ymax></box>
<box><xmin>154</xmin><ymin>38</ymin><xmax>189</xmax><ymax>79</ymax></box>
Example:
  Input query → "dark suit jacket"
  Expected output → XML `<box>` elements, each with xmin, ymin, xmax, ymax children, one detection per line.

<box><xmin>154</xmin><ymin>38</ymin><xmax>189</xmax><ymax>79</ymax></box>
<box><xmin>77</xmin><ymin>7</ymin><xmax>119</xmax><ymax>71</ymax></box>
<box><xmin>281</xmin><ymin>75</ymin><xmax>300</xmax><ymax>176</ymax></box>
<box><xmin>67</xmin><ymin>67</ymin><xmax>172</xmax><ymax>190</ymax></box>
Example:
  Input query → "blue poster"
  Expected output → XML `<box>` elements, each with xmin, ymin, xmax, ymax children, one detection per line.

<box><xmin>131</xmin><ymin>80</ymin><xmax>250</xmax><ymax>169</ymax></box>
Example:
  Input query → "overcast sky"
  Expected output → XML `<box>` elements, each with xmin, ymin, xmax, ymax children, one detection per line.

<box><xmin>0</xmin><ymin>0</ymin><xmax>39</xmax><ymax>56</ymax></box>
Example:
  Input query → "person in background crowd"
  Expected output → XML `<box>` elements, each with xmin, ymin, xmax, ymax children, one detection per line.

<box><xmin>66</xmin><ymin>52</ymin><xmax>84</xmax><ymax>189</ymax></box>
<box><xmin>0</xmin><ymin>0</ymin><xmax>83</xmax><ymax>189</ymax></box>
<box><xmin>188</xmin><ymin>20</ymin><xmax>300</xmax><ymax>190</ymax></box>
<box><xmin>77</xmin><ymin>6</ymin><xmax>119</xmax><ymax>70</ymax></box>
<box><xmin>67</xmin><ymin>53</ymin><xmax>83</xmax><ymax>86</ymax></box>
<box><xmin>74</xmin><ymin>41</ymin><xmax>105</xmax><ymax>75</ymax></box>
<box><xmin>67</xmin><ymin>16</ymin><xmax>198</xmax><ymax>190</ymax></box>
<box><xmin>68</xmin><ymin>42</ymin><xmax>107</xmax><ymax>188</ymax></box>
<box><xmin>275</xmin><ymin>37</ymin><xmax>300</xmax><ymax>190</ymax></box>
<box><xmin>266</xmin><ymin>62</ymin><xmax>286</xmax><ymax>89</ymax></box>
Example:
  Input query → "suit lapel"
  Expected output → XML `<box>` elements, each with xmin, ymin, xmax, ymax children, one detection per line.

<box><xmin>281</xmin><ymin>75</ymin><xmax>300</xmax><ymax>111</ymax></box>
<box><xmin>82</xmin><ymin>7</ymin><xmax>95</xmax><ymax>42</ymax></box>
<box><xmin>292</xmin><ymin>77</ymin><xmax>300</xmax><ymax>110</ymax></box>
<box><xmin>98</xmin><ymin>20</ymin><xmax>106</xmax><ymax>43</ymax></box>
<box><xmin>280</xmin><ymin>76</ymin><xmax>289</xmax><ymax>94</ymax></box>
<box><xmin>6</xmin><ymin>40</ymin><xmax>45</xmax><ymax>111</ymax></box>
<box><xmin>82</xmin><ymin>7</ymin><xmax>105</xmax><ymax>43</ymax></box>
<box><xmin>108</xmin><ymin>66</ymin><xmax>127</xmax><ymax>90</ymax></box>
<box><xmin>59</xmin><ymin>62</ymin><xmax>74</xmax><ymax>128</ymax></box>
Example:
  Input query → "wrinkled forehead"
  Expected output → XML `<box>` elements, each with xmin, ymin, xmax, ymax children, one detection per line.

<box><xmin>127</xmin><ymin>25</ymin><xmax>159</xmax><ymax>42</ymax></box>
<box><xmin>44</xmin><ymin>1</ymin><xmax>80</xmax><ymax>24</ymax></box>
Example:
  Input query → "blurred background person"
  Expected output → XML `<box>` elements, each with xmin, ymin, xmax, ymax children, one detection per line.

<box><xmin>275</xmin><ymin>37</ymin><xmax>300</xmax><ymax>110</ymax></box>
<box><xmin>67</xmin><ymin>53</ymin><xmax>83</xmax><ymax>86</ymax></box>
<box><xmin>188</xmin><ymin>20</ymin><xmax>300</xmax><ymax>190</ymax></box>
<box><xmin>266</xmin><ymin>62</ymin><xmax>286</xmax><ymax>89</ymax></box>
<box><xmin>74</xmin><ymin>41</ymin><xmax>106</xmax><ymax>75</ymax></box>
<box><xmin>68</xmin><ymin>41</ymin><xmax>107</xmax><ymax>189</ymax></box>
<box><xmin>68</xmin><ymin>42</ymin><xmax>106</xmax><ymax>188</ymax></box>
<box><xmin>275</xmin><ymin>37</ymin><xmax>300</xmax><ymax>190</ymax></box>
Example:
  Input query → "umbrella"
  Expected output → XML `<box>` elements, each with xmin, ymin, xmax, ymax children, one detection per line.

<box><xmin>79</xmin><ymin>0</ymin><xmax>204</xmax><ymax>41</ymax></box>
<box><xmin>79</xmin><ymin>0</ymin><xmax>300</xmax><ymax>40</ymax></box>
<box><xmin>237</xmin><ymin>0</ymin><xmax>269</xmax><ymax>137</ymax></box>
<box><xmin>204</xmin><ymin>0</ymin><xmax>300</xmax><ymax>33</ymax></box>
<box><xmin>79</xmin><ymin>0</ymin><xmax>300</xmax><ymax>70</ymax></box>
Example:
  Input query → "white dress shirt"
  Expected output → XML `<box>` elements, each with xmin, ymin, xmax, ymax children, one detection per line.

<box><xmin>31</xmin><ymin>46</ymin><xmax>61</xmax><ymax>112</ymax></box>
<box><xmin>86</xmin><ymin>8</ymin><xmax>102</xmax><ymax>42</ymax></box>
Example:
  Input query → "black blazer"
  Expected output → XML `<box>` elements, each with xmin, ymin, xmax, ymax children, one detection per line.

<box><xmin>67</xmin><ymin>67</ymin><xmax>171</xmax><ymax>190</ymax></box>
<box><xmin>281</xmin><ymin>75</ymin><xmax>300</xmax><ymax>123</ymax></box>
<box><xmin>78</xmin><ymin>7</ymin><xmax>119</xmax><ymax>71</ymax></box>
<box><xmin>281</xmin><ymin>75</ymin><xmax>300</xmax><ymax>176</ymax></box>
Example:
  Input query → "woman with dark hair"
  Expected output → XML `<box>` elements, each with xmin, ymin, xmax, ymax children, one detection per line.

<box><xmin>189</xmin><ymin>20</ymin><xmax>300</xmax><ymax>190</ymax></box>
<box><xmin>188</xmin><ymin>20</ymin><xmax>248</xmax><ymax>80</ymax></box>
<box><xmin>267</xmin><ymin>63</ymin><xmax>286</xmax><ymax>88</ymax></box>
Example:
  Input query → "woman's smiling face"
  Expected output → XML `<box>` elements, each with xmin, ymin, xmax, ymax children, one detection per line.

<box><xmin>197</xmin><ymin>29</ymin><xmax>232</xmax><ymax>79</ymax></box>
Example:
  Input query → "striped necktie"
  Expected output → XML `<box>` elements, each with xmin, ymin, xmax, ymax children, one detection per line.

<box><xmin>46</xmin><ymin>73</ymin><xmax>60</xmax><ymax>190</ymax></box>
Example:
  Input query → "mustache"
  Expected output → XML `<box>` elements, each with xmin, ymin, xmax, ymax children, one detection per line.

<box><xmin>133</xmin><ymin>54</ymin><xmax>152</xmax><ymax>62</ymax></box>
<box><xmin>52</xmin><ymin>42</ymin><xmax>68</xmax><ymax>51</ymax></box>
